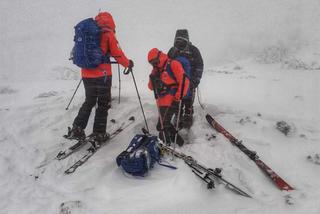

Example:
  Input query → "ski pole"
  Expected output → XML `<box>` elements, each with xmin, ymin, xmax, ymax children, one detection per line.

<box><xmin>149</xmin><ymin>75</ymin><xmax>168</xmax><ymax>145</ymax></box>
<box><xmin>125</xmin><ymin>68</ymin><xmax>150</xmax><ymax>132</ymax></box>
<box><xmin>65</xmin><ymin>79</ymin><xmax>82</xmax><ymax>110</ymax></box>
<box><xmin>172</xmin><ymin>75</ymin><xmax>186</xmax><ymax>159</ymax></box>
<box><xmin>118</xmin><ymin>63</ymin><xmax>121</xmax><ymax>104</ymax></box>
<box><xmin>108</xmin><ymin>60</ymin><xmax>120</xmax><ymax>104</ymax></box>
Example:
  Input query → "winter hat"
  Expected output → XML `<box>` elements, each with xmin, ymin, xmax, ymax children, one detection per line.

<box><xmin>174</xmin><ymin>29</ymin><xmax>189</xmax><ymax>42</ymax></box>
<box><xmin>174</xmin><ymin>29</ymin><xmax>189</xmax><ymax>50</ymax></box>
<box><xmin>148</xmin><ymin>48</ymin><xmax>167</xmax><ymax>68</ymax></box>
<box><xmin>148</xmin><ymin>48</ymin><xmax>160</xmax><ymax>62</ymax></box>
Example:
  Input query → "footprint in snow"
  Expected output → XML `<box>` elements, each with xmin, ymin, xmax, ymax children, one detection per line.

<box><xmin>307</xmin><ymin>154</ymin><xmax>320</xmax><ymax>165</ymax></box>
<box><xmin>275</xmin><ymin>121</ymin><xmax>296</xmax><ymax>136</ymax></box>
<box><xmin>238</xmin><ymin>116</ymin><xmax>257</xmax><ymax>125</ymax></box>
<box><xmin>35</xmin><ymin>91</ymin><xmax>58</xmax><ymax>99</ymax></box>
<box><xmin>0</xmin><ymin>86</ymin><xmax>18</xmax><ymax>95</ymax></box>
<box><xmin>60</xmin><ymin>200</ymin><xmax>85</xmax><ymax>214</ymax></box>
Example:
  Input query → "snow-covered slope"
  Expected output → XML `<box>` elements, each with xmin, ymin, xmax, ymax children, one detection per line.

<box><xmin>1</xmin><ymin>1</ymin><xmax>320</xmax><ymax>213</ymax></box>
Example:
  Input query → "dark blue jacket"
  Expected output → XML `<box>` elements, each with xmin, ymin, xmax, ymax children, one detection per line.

<box><xmin>168</xmin><ymin>44</ymin><xmax>203</xmax><ymax>88</ymax></box>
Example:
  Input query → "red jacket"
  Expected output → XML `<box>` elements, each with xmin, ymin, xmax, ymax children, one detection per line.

<box><xmin>148</xmin><ymin>52</ymin><xmax>189</xmax><ymax>107</ymax></box>
<box><xmin>81</xmin><ymin>12</ymin><xmax>130</xmax><ymax>78</ymax></box>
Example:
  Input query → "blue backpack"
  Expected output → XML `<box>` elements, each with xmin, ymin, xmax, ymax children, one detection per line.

<box><xmin>71</xmin><ymin>18</ymin><xmax>107</xmax><ymax>68</ymax></box>
<box><xmin>166</xmin><ymin>56</ymin><xmax>192</xmax><ymax>97</ymax></box>
<box><xmin>116</xmin><ymin>134</ymin><xmax>175</xmax><ymax>176</ymax></box>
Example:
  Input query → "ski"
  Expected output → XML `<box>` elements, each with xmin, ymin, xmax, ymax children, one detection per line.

<box><xmin>57</xmin><ymin>119</ymin><xmax>123</xmax><ymax>160</ymax></box>
<box><xmin>64</xmin><ymin>116</ymin><xmax>135</xmax><ymax>174</ymax></box>
<box><xmin>57</xmin><ymin>120</ymin><xmax>124</xmax><ymax>160</ymax></box>
<box><xmin>56</xmin><ymin>139</ymin><xmax>89</xmax><ymax>160</ymax></box>
<box><xmin>206</xmin><ymin>114</ymin><xmax>294</xmax><ymax>191</ymax></box>
<box><xmin>160</xmin><ymin>143</ymin><xmax>251</xmax><ymax>198</ymax></box>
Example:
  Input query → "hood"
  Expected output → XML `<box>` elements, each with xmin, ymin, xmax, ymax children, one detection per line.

<box><xmin>174</xmin><ymin>29</ymin><xmax>189</xmax><ymax>42</ymax></box>
<box><xmin>148</xmin><ymin>48</ymin><xmax>168</xmax><ymax>68</ymax></box>
<box><xmin>95</xmin><ymin>12</ymin><xmax>116</xmax><ymax>31</ymax></box>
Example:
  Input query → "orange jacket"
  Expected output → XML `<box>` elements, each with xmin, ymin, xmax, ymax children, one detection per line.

<box><xmin>81</xmin><ymin>12</ymin><xmax>130</xmax><ymax>78</ymax></box>
<box><xmin>148</xmin><ymin>58</ymin><xmax>190</xmax><ymax>107</ymax></box>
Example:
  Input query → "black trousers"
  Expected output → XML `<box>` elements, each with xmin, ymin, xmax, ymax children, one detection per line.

<box><xmin>73</xmin><ymin>76</ymin><xmax>112</xmax><ymax>133</ymax></box>
<box><xmin>156</xmin><ymin>102</ymin><xmax>179</xmax><ymax>143</ymax></box>
<box><xmin>182</xmin><ymin>87</ymin><xmax>196</xmax><ymax>116</ymax></box>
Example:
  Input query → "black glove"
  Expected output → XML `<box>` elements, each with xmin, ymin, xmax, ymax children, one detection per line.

<box><xmin>124</xmin><ymin>60</ymin><xmax>134</xmax><ymax>75</ymax></box>
<box><xmin>128</xmin><ymin>60</ymin><xmax>134</xmax><ymax>69</ymax></box>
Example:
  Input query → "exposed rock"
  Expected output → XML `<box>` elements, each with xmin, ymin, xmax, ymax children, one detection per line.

<box><xmin>307</xmin><ymin>154</ymin><xmax>320</xmax><ymax>165</ymax></box>
<box><xmin>276</xmin><ymin>121</ymin><xmax>294</xmax><ymax>136</ymax></box>
<box><xmin>60</xmin><ymin>201</ymin><xmax>84</xmax><ymax>214</ymax></box>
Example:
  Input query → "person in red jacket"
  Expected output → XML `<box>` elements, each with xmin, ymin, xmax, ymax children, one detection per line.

<box><xmin>66</xmin><ymin>12</ymin><xmax>134</xmax><ymax>143</ymax></box>
<box><xmin>148</xmin><ymin>48</ymin><xmax>189</xmax><ymax>146</ymax></box>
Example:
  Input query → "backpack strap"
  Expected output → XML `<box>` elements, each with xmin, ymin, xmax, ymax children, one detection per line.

<box><xmin>157</xmin><ymin>159</ymin><xmax>177</xmax><ymax>170</ymax></box>
<box><xmin>165</xmin><ymin>59</ymin><xmax>178</xmax><ymax>84</ymax></box>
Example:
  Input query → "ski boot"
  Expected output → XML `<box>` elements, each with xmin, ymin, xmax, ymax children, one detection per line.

<box><xmin>162</xmin><ymin>129</ymin><xmax>184</xmax><ymax>147</ymax></box>
<box><xmin>171</xmin><ymin>132</ymin><xmax>184</xmax><ymax>147</ymax></box>
<box><xmin>64</xmin><ymin>126</ymin><xmax>86</xmax><ymax>141</ymax></box>
<box><xmin>87</xmin><ymin>132</ymin><xmax>110</xmax><ymax>148</ymax></box>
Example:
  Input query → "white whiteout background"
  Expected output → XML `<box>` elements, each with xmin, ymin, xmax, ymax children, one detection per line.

<box><xmin>0</xmin><ymin>0</ymin><xmax>320</xmax><ymax>213</ymax></box>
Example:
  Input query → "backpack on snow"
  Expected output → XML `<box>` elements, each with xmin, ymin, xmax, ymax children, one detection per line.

<box><xmin>166</xmin><ymin>56</ymin><xmax>192</xmax><ymax>97</ymax></box>
<box><xmin>71</xmin><ymin>18</ymin><xmax>109</xmax><ymax>68</ymax></box>
<box><xmin>116</xmin><ymin>134</ymin><xmax>175</xmax><ymax>176</ymax></box>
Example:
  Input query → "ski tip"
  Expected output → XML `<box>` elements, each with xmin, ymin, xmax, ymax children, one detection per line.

<box><xmin>280</xmin><ymin>184</ymin><xmax>294</xmax><ymax>191</ymax></box>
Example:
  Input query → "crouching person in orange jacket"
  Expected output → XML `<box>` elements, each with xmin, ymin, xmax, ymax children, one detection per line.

<box><xmin>147</xmin><ymin>48</ymin><xmax>190</xmax><ymax>146</ymax></box>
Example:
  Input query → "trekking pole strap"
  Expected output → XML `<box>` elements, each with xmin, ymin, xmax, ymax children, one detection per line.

<box><xmin>196</xmin><ymin>87</ymin><xmax>205</xmax><ymax>110</ymax></box>
<box><xmin>157</xmin><ymin>159</ymin><xmax>177</xmax><ymax>170</ymax></box>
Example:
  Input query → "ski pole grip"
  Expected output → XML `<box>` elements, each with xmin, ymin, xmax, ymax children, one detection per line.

<box><xmin>123</xmin><ymin>67</ymin><xmax>131</xmax><ymax>75</ymax></box>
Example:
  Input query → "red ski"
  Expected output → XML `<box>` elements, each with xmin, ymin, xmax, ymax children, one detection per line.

<box><xmin>206</xmin><ymin>114</ymin><xmax>294</xmax><ymax>191</ymax></box>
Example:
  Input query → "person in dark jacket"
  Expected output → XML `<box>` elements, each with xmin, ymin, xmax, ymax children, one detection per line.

<box><xmin>168</xmin><ymin>29</ymin><xmax>204</xmax><ymax>128</ymax></box>
<box><xmin>66</xmin><ymin>12</ymin><xmax>134</xmax><ymax>143</ymax></box>
<box><xmin>148</xmin><ymin>48</ymin><xmax>190</xmax><ymax>146</ymax></box>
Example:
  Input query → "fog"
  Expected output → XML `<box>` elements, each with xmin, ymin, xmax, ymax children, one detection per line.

<box><xmin>1</xmin><ymin>0</ymin><xmax>319</xmax><ymax>80</ymax></box>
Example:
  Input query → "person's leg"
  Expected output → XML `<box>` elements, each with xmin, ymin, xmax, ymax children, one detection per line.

<box><xmin>157</xmin><ymin>106</ymin><xmax>171</xmax><ymax>144</ymax></box>
<box><xmin>181</xmin><ymin>88</ymin><xmax>195</xmax><ymax>128</ymax></box>
<box><xmin>73</xmin><ymin>78</ymin><xmax>98</xmax><ymax>129</ymax></box>
<box><xmin>92</xmin><ymin>76</ymin><xmax>112</xmax><ymax>142</ymax></box>
<box><xmin>166</xmin><ymin>102</ymin><xmax>184</xmax><ymax>146</ymax></box>
<box><xmin>68</xmin><ymin>78</ymin><xmax>97</xmax><ymax>139</ymax></box>
<box><xmin>157</xmin><ymin>102</ymin><xmax>184</xmax><ymax>146</ymax></box>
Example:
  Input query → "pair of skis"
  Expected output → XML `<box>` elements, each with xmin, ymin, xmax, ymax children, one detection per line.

<box><xmin>160</xmin><ymin>113</ymin><xmax>293</xmax><ymax>198</ymax></box>
<box><xmin>160</xmin><ymin>143</ymin><xmax>252</xmax><ymax>198</ymax></box>
<box><xmin>58</xmin><ymin>116</ymin><xmax>135</xmax><ymax>174</ymax></box>
<box><xmin>205</xmin><ymin>114</ymin><xmax>294</xmax><ymax>191</ymax></box>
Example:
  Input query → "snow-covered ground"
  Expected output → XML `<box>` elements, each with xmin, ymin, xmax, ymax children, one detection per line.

<box><xmin>1</xmin><ymin>0</ymin><xmax>320</xmax><ymax>213</ymax></box>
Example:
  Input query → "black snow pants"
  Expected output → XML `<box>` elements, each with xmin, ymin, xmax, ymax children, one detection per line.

<box><xmin>73</xmin><ymin>76</ymin><xmax>112</xmax><ymax>134</ymax></box>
